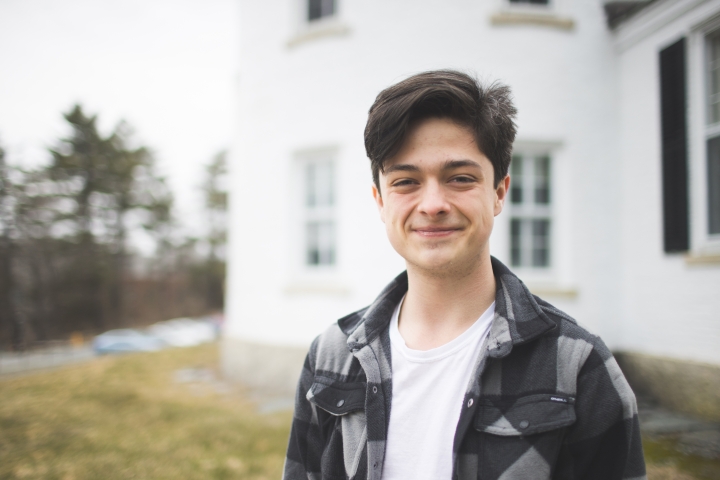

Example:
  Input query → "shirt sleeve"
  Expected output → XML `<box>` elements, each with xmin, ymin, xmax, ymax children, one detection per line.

<box><xmin>555</xmin><ymin>338</ymin><xmax>647</xmax><ymax>480</ymax></box>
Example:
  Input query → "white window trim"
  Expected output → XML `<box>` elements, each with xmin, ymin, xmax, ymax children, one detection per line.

<box><xmin>505</xmin><ymin>0</ymin><xmax>554</xmax><ymax>11</ymax></box>
<box><xmin>288</xmin><ymin>147</ymin><xmax>342</xmax><ymax>283</ymax></box>
<box><xmin>497</xmin><ymin>140</ymin><xmax>577</xmax><ymax>295</ymax></box>
<box><xmin>507</xmin><ymin>148</ymin><xmax>555</xmax><ymax>278</ymax></box>
<box><xmin>509</xmin><ymin>155</ymin><xmax>552</xmax><ymax>266</ymax></box>
<box><xmin>490</xmin><ymin>0</ymin><xmax>575</xmax><ymax>31</ymax></box>
<box><xmin>688</xmin><ymin>19</ymin><xmax>720</xmax><ymax>258</ymax></box>
<box><xmin>287</xmin><ymin>0</ymin><xmax>350</xmax><ymax>48</ymax></box>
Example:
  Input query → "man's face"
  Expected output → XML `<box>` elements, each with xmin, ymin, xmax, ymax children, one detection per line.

<box><xmin>372</xmin><ymin>117</ymin><xmax>509</xmax><ymax>276</ymax></box>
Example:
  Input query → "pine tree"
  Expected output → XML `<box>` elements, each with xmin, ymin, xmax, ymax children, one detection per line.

<box><xmin>46</xmin><ymin>105</ymin><xmax>173</xmax><ymax>329</ymax></box>
<box><xmin>0</xmin><ymin>144</ymin><xmax>22</xmax><ymax>348</ymax></box>
<box><xmin>197</xmin><ymin>150</ymin><xmax>228</xmax><ymax>310</ymax></box>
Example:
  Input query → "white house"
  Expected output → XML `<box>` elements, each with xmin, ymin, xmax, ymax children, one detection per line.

<box><xmin>224</xmin><ymin>0</ymin><xmax>720</xmax><ymax>417</ymax></box>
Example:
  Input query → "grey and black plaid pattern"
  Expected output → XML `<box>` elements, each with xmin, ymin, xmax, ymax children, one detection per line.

<box><xmin>284</xmin><ymin>257</ymin><xmax>647</xmax><ymax>480</ymax></box>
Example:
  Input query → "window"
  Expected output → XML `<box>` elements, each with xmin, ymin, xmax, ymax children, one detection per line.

<box><xmin>706</xmin><ymin>33</ymin><xmax>720</xmax><ymax>235</ymax></box>
<box><xmin>288</xmin><ymin>0</ymin><xmax>347</xmax><ymax>48</ymax></box>
<box><xmin>303</xmin><ymin>159</ymin><xmax>335</xmax><ymax>266</ymax></box>
<box><xmin>509</xmin><ymin>154</ymin><xmax>552</xmax><ymax>268</ymax></box>
<box><xmin>308</xmin><ymin>0</ymin><xmax>335</xmax><ymax>22</ymax></box>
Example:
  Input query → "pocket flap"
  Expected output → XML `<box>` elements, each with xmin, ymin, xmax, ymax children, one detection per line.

<box><xmin>307</xmin><ymin>378</ymin><xmax>366</xmax><ymax>416</ymax></box>
<box><xmin>475</xmin><ymin>394</ymin><xmax>576</xmax><ymax>436</ymax></box>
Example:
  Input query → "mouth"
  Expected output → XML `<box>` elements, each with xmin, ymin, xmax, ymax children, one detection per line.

<box><xmin>412</xmin><ymin>226</ymin><xmax>462</xmax><ymax>238</ymax></box>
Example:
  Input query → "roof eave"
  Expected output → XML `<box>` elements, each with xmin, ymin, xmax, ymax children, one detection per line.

<box><xmin>604</xmin><ymin>0</ymin><xmax>656</xmax><ymax>29</ymax></box>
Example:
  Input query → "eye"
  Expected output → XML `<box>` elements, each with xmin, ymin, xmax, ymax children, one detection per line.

<box><xmin>391</xmin><ymin>178</ymin><xmax>418</xmax><ymax>187</ymax></box>
<box><xmin>450</xmin><ymin>175</ymin><xmax>476</xmax><ymax>184</ymax></box>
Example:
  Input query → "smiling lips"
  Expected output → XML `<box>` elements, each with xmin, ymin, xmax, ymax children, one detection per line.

<box><xmin>412</xmin><ymin>226</ymin><xmax>463</xmax><ymax>237</ymax></box>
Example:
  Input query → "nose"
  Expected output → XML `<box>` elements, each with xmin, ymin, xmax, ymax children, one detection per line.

<box><xmin>417</xmin><ymin>180</ymin><xmax>450</xmax><ymax>218</ymax></box>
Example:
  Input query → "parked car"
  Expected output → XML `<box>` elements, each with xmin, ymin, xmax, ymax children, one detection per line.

<box><xmin>93</xmin><ymin>329</ymin><xmax>165</xmax><ymax>355</ymax></box>
<box><xmin>147</xmin><ymin>318</ymin><xmax>217</xmax><ymax>348</ymax></box>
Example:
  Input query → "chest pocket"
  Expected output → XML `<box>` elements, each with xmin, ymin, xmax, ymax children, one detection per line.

<box><xmin>476</xmin><ymin>393</ymin><xmax>576</xmax><ymax>435</ymax></box>
<box><xmin>472</xmin><ymin>394</ymin><xmax>575</xmax><ymax>479</ymax></box>
<box><xmin>308</xmin><ymin>379</ymin><xmax>366</xmax><ymax>416</ymax></box>
<box><xmin>308</xmin><ymin>379</ymin><xmax>368</xmax><ymax>480</ymax></box>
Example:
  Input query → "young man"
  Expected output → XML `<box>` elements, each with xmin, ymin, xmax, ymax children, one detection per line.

<box><xmin>284</xmin><ymin>71</ymin><xmax>646</xmax><ymax>480</ymax></box>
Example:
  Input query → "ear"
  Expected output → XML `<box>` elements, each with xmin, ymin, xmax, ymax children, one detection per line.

<box><xmin>372</xmin><ymin>184</ymin><xmax>386</xmax><ymax>223</ymax></box>
<box><xmin>494</xmin><ymin>175</ymin><xmax>510</xmax><ymax>216</ymax></box>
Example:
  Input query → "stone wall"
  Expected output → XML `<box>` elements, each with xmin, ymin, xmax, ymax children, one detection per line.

<box><xmin>615</xmin><ymin>351</ymin><xmax>720</xmax><ymax>422</ymax></box>
<box><xmin>221</xmin><ymin>338</ymin><xmax>307</xmax><ymax>396</ymax></box>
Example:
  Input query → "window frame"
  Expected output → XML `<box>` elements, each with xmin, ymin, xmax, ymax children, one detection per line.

<box><xmin>498</xmin><ymin>141</ymin><xmax>576</xmax><ymax>293</ymax></box>
<box><xmin>307</xmin><ymin>0</ymin><xmax>336</xmax><ymax>23</ymax></box>
<box><xmin>490</xmin><ymin>0</ymin><xmax>574</xmax><ymax>33</ymax></box>
<box><xmin>503</xmin><ymin>0</ymin><xmax>556</xmax><ymax>13</ymax></box>
<box><xmin>704</xmin><ymin>31</ymin><xmax>720</xmax><ymax>240</ymax></box>
<box><xmin>687</xmin><ymin>22</ymin><xmax>720</xmax><ymax>257</ymax></box>
<box><xmin>292</xmin><ymin>148</ymin><xmax>339</xmax><ymax>275</ymax></box>
<box><xmin>507</xmin><ymin>152</ymin><xmax>554</xmax><ymax>271</ymax></box>
<box><xmin>507</xmin><ymin>0</ymin><xmax>551</xmax><ymax>7</ymax></box>
<box><xmin>287</xmin><ymin>0</ymin><xmax>349</xmax><ymax>48</ymax></box>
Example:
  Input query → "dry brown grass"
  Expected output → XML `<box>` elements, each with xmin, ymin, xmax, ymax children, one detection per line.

<box><xmin>2</xmin><ymin>343</ymin><xmax>716</xmax><ymax>479</ymax></box>
<box><xmin>0</xmin><ymin>344</ymin><xmax>291</xmax><ymax>479</ymax></box>
<box><xmin>643</xmin><ymin>433</ymin><xmax>720</xmax><ymax>480</ymax></box>
<box><xmin>647</xmin><ymin>464</ymin><xmax>696</xmax><ymax>480</ymax></box>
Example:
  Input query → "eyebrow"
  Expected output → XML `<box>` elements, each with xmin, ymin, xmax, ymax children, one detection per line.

<box><xmin>384</xmin><ymin>163</ymin><xmax>421</xmax><ymax>174</ymax></box>
<box><xmin>384</xmin><ymin>159</ymin><xmax>482</xmax><ymax>174</ymax></box>
<box><xmin>442</xmin><ymin>159</ymin><xmax>482</xmax><ymax>170</ymax></box>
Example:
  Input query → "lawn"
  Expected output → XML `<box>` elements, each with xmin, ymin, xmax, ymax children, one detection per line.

<box><xmin>0</xmin><ymin>344</ymin><xmax>291</xmax><ymax>480</ymax></box>
<box><xmin>644</xmin><ymin>436</ymin><xmax>720</xmax><ymax>480</ymax></box>
<box><xmin>1</xmin><ymin>343</ymin><xmax>717</xmax><ymax>479</ymax></box>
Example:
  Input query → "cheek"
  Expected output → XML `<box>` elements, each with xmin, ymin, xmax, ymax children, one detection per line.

<box><xmin>455</xmin><ymin>191</ymin><xmax>494</xmax><ymax>221</ymax></box>
<box><xmin>384</xmin><ymin>197</ymin><xmax>413</xmax><ymax>227</ymax></box>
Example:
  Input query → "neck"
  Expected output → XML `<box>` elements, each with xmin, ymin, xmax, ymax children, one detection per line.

<box><xmin>398</xmin><ymin>254</ymin><xmax>496</xmax><ymax>350</ymax></box>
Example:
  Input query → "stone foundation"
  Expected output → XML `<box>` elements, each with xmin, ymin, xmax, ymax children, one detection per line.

<box><xmin>614</xmin><ymin>351</ymin><xmax>720</xmax><ymax>422</ymax></box>
<box><xmin>221</xmin><ymin>337</ymin><xmax>308</xmax><ymax>396</ymax></box>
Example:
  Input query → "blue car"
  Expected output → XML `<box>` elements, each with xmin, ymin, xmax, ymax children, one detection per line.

<box><xmin>93</xmin><ymin>329</ymin><xmax>165</xmax><ymax>355</ymax></box>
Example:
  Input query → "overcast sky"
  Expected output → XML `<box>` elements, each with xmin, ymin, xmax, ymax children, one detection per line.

<box><xmin>0</xmin><ymin>0</ymin><xmax>237</xmax><ymax>236</ymax></box>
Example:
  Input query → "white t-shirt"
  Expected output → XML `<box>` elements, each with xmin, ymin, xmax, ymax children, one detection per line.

<box><xmin>382</xmin><ymin>297</ymin><xmax>495</xmax><ymax>480</ymax></box>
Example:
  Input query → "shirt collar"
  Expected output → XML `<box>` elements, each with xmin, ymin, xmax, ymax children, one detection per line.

<box><xmin>341</xmin><ymin>256</ymin><xmax>556</xmax><ymax>355</ymax></box>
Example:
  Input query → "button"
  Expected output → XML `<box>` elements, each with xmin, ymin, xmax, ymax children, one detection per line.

<box><xmin>336</xmin><ymin>399</ymin><xmax>345</xmax><ymax>407</ymax></box>
<box><xmin>467</xmin><ymin>398</ymin><xmax>474</xmax><ymax>407</ymax></box>
<box><xmin>373</xmin><ymin>462</ymin><xmax>378</xmax><ymax>469</ymax></box>
<box><xmin>519</xmin><ymin>420</ymin><xmax>529</xmax><ymax>429</ymax></box>
<box><xmin>372</xmin><ymin>386</ymin><xmax>378</xmax><ymax>394</ymax></box>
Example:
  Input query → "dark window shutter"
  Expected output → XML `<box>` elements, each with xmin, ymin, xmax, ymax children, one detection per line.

<box><xmin>660</xmin><ymin>38</ymin><xmax>689</xmax><ymax>252</ymax></box>
<box><xmin>709</xmin><ymin>136</ymin><xmax>720</xmax><ymax>234</ymax></box>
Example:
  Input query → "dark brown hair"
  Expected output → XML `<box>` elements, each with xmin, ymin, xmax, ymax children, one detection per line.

<box><xmin>364</xmin><ymin>70</ymin><xmax>517</xmax><ymax>190</ymax></box>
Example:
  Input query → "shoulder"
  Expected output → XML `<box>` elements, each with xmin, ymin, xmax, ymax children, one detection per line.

<box><xmin>534</xmin><ymin>295</ymin><xmax>634</xmax><ymax>400</ymax></box>
<box><xmin>306</xmin><ymin>306</ymin><xmax>369</xmax><ymax>379</ymax></box>
<box><xmin>535</xmin><ymin>295</ymin><xmax>598</xmax><ymax>346</ymax></box>
<box><xmin>533</xmin><ymin>294</ymin><xmax>617</xmax><ymax>367</ymax></box>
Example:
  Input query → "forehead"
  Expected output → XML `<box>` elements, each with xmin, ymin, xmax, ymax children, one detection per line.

<box><xmin>383</xmin><ymin>117</ymin><xmax>487</xmax><ymax>170</ymax></box>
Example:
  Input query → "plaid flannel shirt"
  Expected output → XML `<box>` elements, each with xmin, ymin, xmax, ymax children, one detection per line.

<box><xmin>284</xmin><ymin>257</ymin><xmax>647</xmax><ymax>480</ymax></box>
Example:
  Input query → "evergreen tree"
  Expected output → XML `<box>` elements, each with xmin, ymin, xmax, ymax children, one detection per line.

<box><xmin>0</xmin><ymin>144</ymin><xmax>22</xmax><ymax>348</ymax></box>
<box><xmin>203</xmin><ymin>150</ymin><xmax>227</xmax><ymax>263</ymax></box>
<box><xmin>194</xmin><ymin>151</ymin><xmax>228</xmax><ymax>311</ymax></box>
<box><xmin>0</xmin><ymin>105</ymin><xmax>222</xmax><ymax>349</ymax></box>
<box><xmin>46</xmin><ymin>105</ymin><xmax>173</xmax><ymax>328</ymax></box>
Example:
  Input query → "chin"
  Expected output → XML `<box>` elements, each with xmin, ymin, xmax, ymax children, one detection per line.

<box><xmin>410</xmin><ymin>254</ymin><xmax>459</xmax><ymax>272</ymax></box>
<box><xmin>409</xmin><ymin>248</ymin><xmax>485</xmax><ymax>275</ymax></box>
